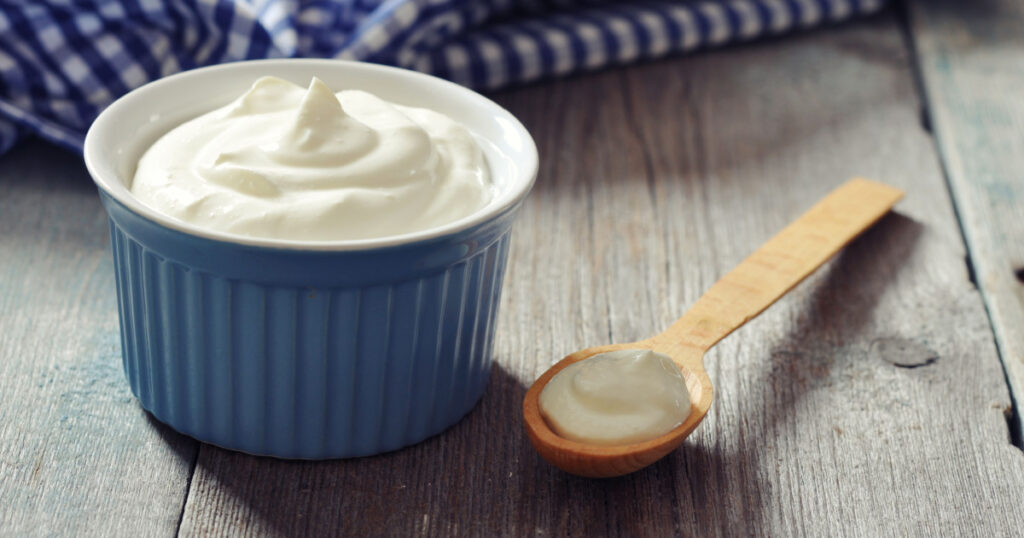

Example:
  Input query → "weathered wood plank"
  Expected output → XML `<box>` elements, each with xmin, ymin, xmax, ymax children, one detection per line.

<box><xmin>177</xmin><ymin>13</ymin><xmax>1024</xmax><ymax>537</ymax></box>
<box><xmin>0</xmin><ymin>143</ymin><xmax>197</xmax><ymax>536</ymax></box>
<box><xmin>905</xmin><ymin>0</ymin><xmax>1024</xmax><ymax>442</ymax></box>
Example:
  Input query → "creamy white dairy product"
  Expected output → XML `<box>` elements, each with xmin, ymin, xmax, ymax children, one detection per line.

<box><xmin>131</xmin><ymin>76</ymin><xmax>493</xmax><ymax>241</ymax></box>
<box><xmin>538</xmin><ymin>349</ymin><xmax>690</xmax><ymax>445</ymax></box>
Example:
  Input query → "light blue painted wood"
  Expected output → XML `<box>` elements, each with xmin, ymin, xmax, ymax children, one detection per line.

<box><xmin>907</xmin><ymin>0</ymin><xmax>1024</xmax><ymax>439</ymax></box>
<box><xmin>0</xmin><ymin>141</ymin><xmax>195</xmax><ymax>536</ymax></box>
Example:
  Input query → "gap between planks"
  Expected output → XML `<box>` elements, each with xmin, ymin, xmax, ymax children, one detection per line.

<box><xmin>895</xmin><ymin>0</ymin><xmax>1024</xmax><ymax>450</ymax></box>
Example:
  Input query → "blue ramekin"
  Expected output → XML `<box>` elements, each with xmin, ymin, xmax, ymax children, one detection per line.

<box><xmin>84</xmin><ymin>60</ymin><xmax>537</xmax><ymax>458</ymax></box>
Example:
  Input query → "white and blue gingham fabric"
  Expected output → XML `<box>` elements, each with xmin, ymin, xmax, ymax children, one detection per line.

<box><xmin>0</xmin><ymin>0</ymin><xmax>887</xmax><ymax>155</ymax></box>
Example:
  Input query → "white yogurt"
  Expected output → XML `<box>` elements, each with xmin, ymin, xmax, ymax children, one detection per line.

<box><xmin>131</xmin><ymin>76</ymin><xmax>493</xmax><ymax>241</ymax></box>
<box><xmin>538</xmin><ymin>349</ymin><xmax>691</xmax><ymax>445</ymax></box>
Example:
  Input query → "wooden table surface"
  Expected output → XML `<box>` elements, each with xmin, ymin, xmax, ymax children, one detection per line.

<box><xmin>4</xmin><ymin>1</ymin><xmax>1024</xmax><ymax>536</ymax></box>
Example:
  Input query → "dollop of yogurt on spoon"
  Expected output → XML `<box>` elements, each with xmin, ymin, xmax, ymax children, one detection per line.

<box><xmin>538</xmin><ymin>349</ymin><xmax>691</xmax><ymax>445</ymax></box>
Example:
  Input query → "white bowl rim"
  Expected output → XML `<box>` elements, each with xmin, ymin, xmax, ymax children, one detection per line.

<box><xmin>84</xmin><ymin>59</ymin><xmax>538</xmax><ymax>252</ymax></box>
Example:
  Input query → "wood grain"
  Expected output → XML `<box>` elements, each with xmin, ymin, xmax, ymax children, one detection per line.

<box><xmin>0</xmin><ymin>143</ymin><xmax>197</xmax><ymax>536</ymax></box>
<box><xmin>905</xmin><ymin>0</ymin><xmax>1024</xmax><ymax>443</ymax></box>
<box><xmin>174</xmin><ymin>14</ymin><xmax>1024</xmax><ymax>537</ymax></box>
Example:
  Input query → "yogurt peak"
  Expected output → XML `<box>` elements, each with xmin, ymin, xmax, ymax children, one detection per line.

<box><xmin>131</xmin><ymin>76</ymin><xmax>494</xmax><ymax>241</ymax></box>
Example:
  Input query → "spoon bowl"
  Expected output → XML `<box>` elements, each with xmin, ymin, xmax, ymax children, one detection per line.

<box><xmin>523</xmin><ymin>178</ymin><xmax>904</xmax><ymax>478</ymax></box>
<box><xmin>523</xmin><ymin>338</ymin><xmax>712</xmax><ymax>477</ymax></box>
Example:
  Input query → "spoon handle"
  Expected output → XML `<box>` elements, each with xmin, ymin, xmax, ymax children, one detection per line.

<box><xmin>659</xmin><ymin>178</ymin><xmax>904</xmax><ymax>352</ymax></box>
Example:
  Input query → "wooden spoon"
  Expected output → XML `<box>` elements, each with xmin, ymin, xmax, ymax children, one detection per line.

<box><xmin>522</xmin><ymin>178</ymin><xmax>904</xmax><ymax>478</ymax></box>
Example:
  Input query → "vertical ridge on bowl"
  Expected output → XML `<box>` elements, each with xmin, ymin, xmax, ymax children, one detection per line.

<box><xmin>316</xmin><ymin>291</ymin><xmax>332</xmax><ymax>454</ymax></box>
<box><xmin>407</xmin><ymin>269</ymin><xmax>448</xmax><ymax>444</ymax></box>
<box><xmin>181</xmin><ymin>266</ymin><xmax>204</xmax><ymax>440</ymax></box>
<box><xmin>298</xmin><ymin>283</ymin><xmax>335</xmax><ymax>457</ymax></box>
<box><xmin>453</xmin><ymin>252</ymin><xmax>486</xmax><ymax>422</ymax></box>
<box><xmin>170</xmin><ymin>267</ymin><xmax>186</xmax><ymax>430</ymax></box>
<box><xmin>232</xmin><ymin>281</ymin><xmax>267</xmax><ymax>452</ymax></box>
<box><xmin>138</xmin><ymin>251</ymin><xmax>158</xmax><ymax>418</ymax></box>
<box><xmin>155</xmin><ymin>259</ymin><xmax>176</xmax><ymax>426</ymax></box>
<box><xmin>373</xmin><ymin>285</ymin><xmax>396</xmax><ymax>454</ymax></box>
<box><xmin>379</xmin><ymin>279</ymin><xmax>417</xmax><ymax>449</ymax></box>
<box><xmin>123</xmin><ymin>239</ymin><xmax>145</xmax><ymax>406</ymax></box>
<box><xmin>108</xmin><ymin>224</ymin><xmax>132</xmax><ymax>406</ymax></box>
<box><xmin>393</xmin><ymin>279</ymin><xmax>424</xmax><ymax>447</ymax></box>
<box><xmin>264</xmin><ymin>286</ymin><xmax>297</xmax><ymax>455</ymax></box>
<box><xmin>466</xmin><ymin>234</ymin><xmax>510</xmax><ymax>412</ymax></box>
<box><xmin>351</xmin><ymin>284</ymin><xmax>388</xmax><ymax>455</ymax></box>
<box><xmin>436</xmin><ymin>258</ymin><xmax>470</xmax><ymax>434</ymax></box>
<box><xmin>324</xmin><ymin>288</ymin><xmax>359</xmax><ymax>456</ymax></box>
<box><xmin>203</xmin><ymin>274</ymin><xmax>231</xmax><ymax>447</ymax></box>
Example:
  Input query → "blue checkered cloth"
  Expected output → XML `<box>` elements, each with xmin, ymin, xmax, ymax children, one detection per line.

<box><xmin>0</xmin><ymin>0</ymin><xmax>887</xmax><ymax>155</ymax></box>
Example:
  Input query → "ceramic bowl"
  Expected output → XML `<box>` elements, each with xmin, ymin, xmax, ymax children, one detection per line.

<box><xmin>84</xmin><ymin>59</ymin><xmax>537</xmax><ymax>458</ymax></box>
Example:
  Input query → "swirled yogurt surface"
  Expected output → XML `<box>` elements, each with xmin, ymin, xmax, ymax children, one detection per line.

<box><xmin>538</xmin><ymin>349</ymin><xmax>690</xmax><ymax>445</ymax></box>
<box><xmin>131</xmin><ymin>76</ymin><xmax>494</xmax><ymax>241</ymax></box>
